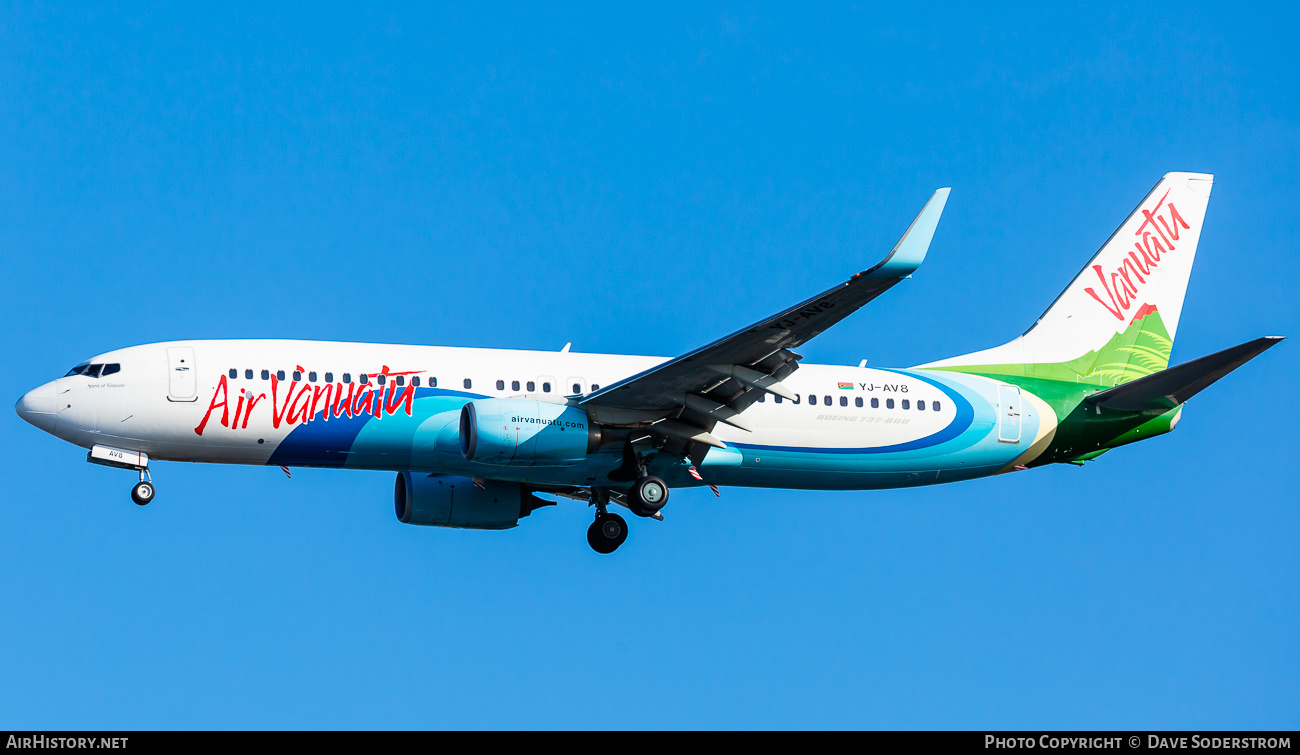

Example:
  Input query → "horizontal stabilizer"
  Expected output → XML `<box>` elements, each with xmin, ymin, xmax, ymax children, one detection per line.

<box><xmin>1087</xmin><ymin>336</ymin><xmax>1283</xmax><ymax>412</ymax></box>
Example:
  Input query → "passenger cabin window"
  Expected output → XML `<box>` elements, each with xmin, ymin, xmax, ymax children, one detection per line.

<box><xmin>591</xmin><ymin>384</ymin><xmax>600</xmax><ymax>391</ymax></box>
<box><xmin>809</xmin><ymin>395</ymin><xmax>817</xmax><ymax>405</ymax></box>
<box><xmin>917</xmin><ymin>400</ymin><xmax>925</xmax><ymax>411</ymax></box>
<box><xmin>855</xmin><ymin>397</ymin><xmax>863</xmax><ymax>407</ymax></box>
<box><xmin>276</xmin><ymin>370</ymin><xmax>285</xmax><ymax>381</ymax></box>
<box><xmin>245</xmin><ymin>369</ymin><xmax>253</xmax><ymax>379</ymax></box>
<box><xmin>497</xmin><ymin>380</ymin><xmax>505</xmax><ymax>391</ymax></box>
<box><xmin>325</xmin><ymin>372</ymin><xmax>334</xmax><ymax>383</ymax></box>
<box><xmin>463</xmin><ymin>378</ymin><xmax>472</xmax><ymax>389</ymax></box>
<box><xmin>901</xmin><ymin>399</ymin><xmax>910</xmax><ymax>410</ymax></box>
<box><xmin>262</xmin><ymin>370</ymin><xmax>270</xmax><ymax>380</ymax></box>
<box><xmin>411</xmin><ymin>377</ymin><xmax>420</xmax><ymax>387</ymax></box>
<box><xmin>511</xmin><ymin>380</ymin><xmax>520</xmax><ymax>391</ymax></box>
<box><xmin>429</xmin><ymin>377</ymin><xmax>437</xmax><ymax>388</ymax></box>
<box><xmin>887</xmin><ymin>398</ymin><xmax>895</xmax><ymax>409</ymax></box>
<box><xmin>309</xmin><ymin>372</ymin><xmax>317</xmax><ymax>382</ymax></box>
<box><xmin>293</xmin><ymin>370</ymin><xmax>302</xmax><ymax>381</ymax></box>
<box><xmin>757</xmin><ymin>393</ymin><xmax>766</xmax><ymax>403</ymax></box>
<box><xmin>774</xmin><ymin>395</ymin><xmax>783</xmax><ymax>404</ymax></box>
<box><xmin>229</xmin><ymin>368</ymin><xmax>238</xmax><ymax>379</ymax></box>
<box><xmin>343</xmin><ymin>373</ymin><xmax>352</xmax><ymax>383</ymax></box>
<box><xmin>542</xmin><ymin>382</ymin><xmax>551</xmax><ymax>393</ymax></box>
<box><xmin>526</xmin><ymin>381</ymin><xmax>535</xmax><ymax>392</ymax></box>
<box><xmin>871</xmin><ymin>398</ymin><xmax>879</xmax><ymax>408</ymax></box>
<box><xmin>840</xmin><ymin>396</ymin><xmax>847</xmax><ymax>407</ymax></box>
<box><xmin>359</xmin><ymin>374</ymin><xmax>368</xmax><ymax>385</ymax></box>
<box><xmin>395</xmin><ymin>376</ymin><xmax>403</xmax><ymax>386</ymax></box>
<box><xmin>572</xmin><ymin>383</ymin><xmax>581</xmax><ymax>394</ymax></box>
<box><xmin>932</xmin><ymin>401</ymin><xmax>941</xmax><ymax>411</ymax></box>
<box><xmin>377</xmin><ymin>374</ymin><xmax>386</xmax><ymax>386</ymax></box>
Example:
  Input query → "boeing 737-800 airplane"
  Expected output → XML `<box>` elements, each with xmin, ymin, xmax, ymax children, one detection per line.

<box><xmin>15</xmin><ymin>173</ymin><xmax>1282</xmax><ymax>553</ymax></box>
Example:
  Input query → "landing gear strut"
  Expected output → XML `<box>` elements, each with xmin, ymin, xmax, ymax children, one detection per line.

<box><xmin>586</xmin><ymin>488</ymin><xmax>628</xmax><ymax>554</ymax></box>
<box><xmin>615</xmin><ymin>441</ymin><xmax>671</xmax><ymax>519</ymax></box>
<box><xmin>131</xmin><ymin>469</ymin><xmax>154</xmax><ymax>506</ymax></box>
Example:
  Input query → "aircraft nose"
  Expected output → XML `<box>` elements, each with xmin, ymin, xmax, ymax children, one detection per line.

<box><xmin>16</xmin><ymin>382</ymin><xmax>59</xmax><ymax>432</ymax></box>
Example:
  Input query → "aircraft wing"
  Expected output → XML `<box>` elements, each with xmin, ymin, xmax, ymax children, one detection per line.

<box><xmin>580</xmin><ymin>188</ymin><xmax>950</xmax><ymax>453</ymax></box>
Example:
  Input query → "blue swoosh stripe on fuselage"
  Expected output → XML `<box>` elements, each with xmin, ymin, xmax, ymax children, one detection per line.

<box><xmin>704</xmin><ymin>369</ymin><xmax>1032</xmax><ymax>488</ymax></box>
<box><xmin>267</xmin><ymin>372</ymin><xmax>1031</xmax><ymax>494</ymax></box>
<box><xmin>268</xmin><ymin>388</ymin><xmax>481</xmax><ymax>467</ymax></box>
<box><xmin>728</xmin><ymin>368</ymin><xmax>975</xmax><ymax>456</ymax></box>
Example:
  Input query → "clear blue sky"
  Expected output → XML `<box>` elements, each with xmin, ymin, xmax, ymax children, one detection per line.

<box><xmin>2</xmin><ymin>3</ymin><xmax>1296</xmax><ymax>729</ymax></box>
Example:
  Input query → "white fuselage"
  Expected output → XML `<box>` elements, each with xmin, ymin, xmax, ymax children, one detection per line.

<box><xmin>17</xmin><ymin>339</ymin><xmax>1053</xmax><ymax>491</ymax></box>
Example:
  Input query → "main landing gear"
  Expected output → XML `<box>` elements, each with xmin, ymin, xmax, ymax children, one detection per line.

<box><xmin>628</xmin><ymin>475</ymin><xmax>669</xmax><ymax>518</ymax></box>
<box><xmin>586</xmin><ymin>487</ymin><xmax>627</xmax><ymax>554</ymax></box>
<box><xmin>587</xmin><ymin>511</ymin><xmax>628</xmax><ymax>554</ymax></box>
<box><xmin>584</xmin><ymin>475</ymin><xmax>673</xmax><ymax>554</ymax></box>
<box><xmin>130</xmin><ymin>469</ymin><xmax>155</xmax><ymax>506</ymax></box>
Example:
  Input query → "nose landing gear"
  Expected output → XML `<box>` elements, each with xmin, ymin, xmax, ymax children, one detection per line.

<box><xmin>86</xmin><ymin>445</ymin><xmax>155</xmax><ymax>506</ymax></box>
<box><xmin>131</xmin><ymin>480</ymin><xmax>155</xmax><ymax>505</ymax></box>
<box><xmin>130</xmin><ymin>469</ymin><xmax>154</xmax><ymax>506</ymax></box>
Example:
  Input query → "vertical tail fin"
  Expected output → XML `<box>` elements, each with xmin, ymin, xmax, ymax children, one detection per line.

<box><xmin>923</xmin><ymin>173</ymin><xmax>1214</xmax><ymax>386</ymax></box>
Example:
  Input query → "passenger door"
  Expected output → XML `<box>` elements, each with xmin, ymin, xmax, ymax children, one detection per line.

<box><xmin>997</xmin><ymin>384</ymin><xmax>1022</xmax><ymax>443</ymax></box>
<box><xmin>166</xmin><ymin>346</ymin><xmax>198</xmax><ymax>402</ymax></box>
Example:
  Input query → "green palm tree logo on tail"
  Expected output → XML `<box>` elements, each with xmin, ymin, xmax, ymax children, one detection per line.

<box><xmin>933</xmin><ymin>304</ymin><xmax>1173</xmax><ymax>387</ymax></box>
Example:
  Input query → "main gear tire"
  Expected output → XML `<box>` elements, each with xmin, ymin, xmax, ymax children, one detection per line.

<box><xmin>629</xmin><ymin>476</ymin><xmax>669</xmax><ymax>514</ymax></box>
<box><xmin>587</xmin><ymin>512</ymin><xmax>628</xmax><ymax>554</ymax></box>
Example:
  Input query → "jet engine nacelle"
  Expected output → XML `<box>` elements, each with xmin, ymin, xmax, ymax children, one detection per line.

<box><xmin>394</xmin><ymin>472</ymin><xmax>551</xmax><ymax>530</ymax></box>
<box><xmin>459</xmin><ymin>398</ymin><xmax>601</xmax><ymax>466</ymax></box>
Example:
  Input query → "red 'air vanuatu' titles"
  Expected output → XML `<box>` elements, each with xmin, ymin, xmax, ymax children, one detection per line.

<box><xmin>194</xmin><ymin>366</ymin><xmax>423</xmax><ymax>436</ymax></box>
<box><xmin>1084</xmin><ymin>189</ymin><xmax>1191</xmax><ymax>321</ymax></box>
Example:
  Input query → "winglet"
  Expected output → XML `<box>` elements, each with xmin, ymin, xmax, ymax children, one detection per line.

<box><xmin>863</xmin><ymin>187</ymin><xmax>951</xmax><ymax>279</ymax></box>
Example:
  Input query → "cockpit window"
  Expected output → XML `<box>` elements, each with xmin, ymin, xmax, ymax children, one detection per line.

<box><xmin>64</xmin><ymin>362</ymin><xmax>121</xmax><ymax>378</ymax></box>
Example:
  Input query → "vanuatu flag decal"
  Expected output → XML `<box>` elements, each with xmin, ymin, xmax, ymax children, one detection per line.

<box><xmin>837</xmin><ymin>382</ymin><xmax>854</xmax><ymax>390</ymax></box>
